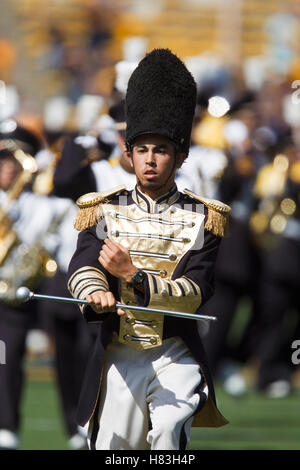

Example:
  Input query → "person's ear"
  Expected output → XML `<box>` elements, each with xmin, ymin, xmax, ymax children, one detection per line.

<box><xmin>175</xmin><ymin>152</ymin><xmax>186</xmax><ymax>169</ymax></box>
<box><xmin>126</xmin><ymin>151</ymin><xmax>134</xmax><ymax>168</ymax></box>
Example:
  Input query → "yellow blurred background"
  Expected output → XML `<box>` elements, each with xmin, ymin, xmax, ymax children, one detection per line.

<box><xmin>1</xmin><ymin>0</ymin><xmax>300</xmax><ymax>112</ymax></box>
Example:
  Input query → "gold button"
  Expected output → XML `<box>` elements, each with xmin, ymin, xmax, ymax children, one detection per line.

<box><xmin>169</xmin><ymin>254</ymin><xmax>177</xmax><ymax>261</ymax></box>
<box><xmin>159</xmin><ymin>270</ymin><xmax>167</xmax><ymax>278</ymax></box>
<box><xmin>150</xmin><ymin>337</ymin><xmax>157</xmax><ymax>345</ymax></box>
<box><xmin>125</xmin><ymin>317</ymin><xmax>135</xmax><ymax>325</ymax></box>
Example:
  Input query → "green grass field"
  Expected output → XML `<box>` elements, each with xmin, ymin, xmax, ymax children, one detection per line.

<box><xmin>18</xmin><ymin>370</ymin><xmax>300</xmax><ymax>451</ymax></box>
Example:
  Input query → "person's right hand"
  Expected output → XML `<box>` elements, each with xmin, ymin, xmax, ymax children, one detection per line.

<box><xmin>86</xmin><ymin>291</ymin><xmax>116</xmax><ymax>314</ymax></box>
<box><xmin>85</xmin><ymin>291</ymin><xmax>126</xmax><ymax>316</ymax></box>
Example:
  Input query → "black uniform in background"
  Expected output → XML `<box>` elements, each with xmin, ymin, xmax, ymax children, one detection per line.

<box><xmin>201</xmin><ymin>151</ymin><xmax>260</xmax><ymax>377</ymax></box>
<box><xmin>53</xmin><ymin>137</ymin><xmax>97</xmax><ymax>202</ymax></box>
<box><xmin>0</xmin><ymin>301</ymin><xmax>37</xmax><ymax>432</ymax></box>
<box><xmin>254</xmin><ymin>170</ymin><xmax>300</xmax><ymax>392</ymax></box>
<box><xmin>40</xmin><ymin>270</ymin><xmax>96</xmax><ymax>439</ymax></box>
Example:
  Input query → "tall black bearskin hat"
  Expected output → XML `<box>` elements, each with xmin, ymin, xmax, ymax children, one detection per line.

<box><xmin>125</xmin><ymin>48</ymin><xmax>197</xmax><ymax>155</ymax></box>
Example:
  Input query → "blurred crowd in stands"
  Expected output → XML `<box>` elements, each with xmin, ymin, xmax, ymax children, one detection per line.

<box><xmin>0</xmin><ymin>0</ymin><xmax>300</xmax><ymax>450</ymax></box>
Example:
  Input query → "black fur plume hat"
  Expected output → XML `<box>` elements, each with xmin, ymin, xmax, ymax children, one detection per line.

<box><xmin>125</xmin><ymin>48</ymin><xmax>197</xmax><ymax>155</ymax></box>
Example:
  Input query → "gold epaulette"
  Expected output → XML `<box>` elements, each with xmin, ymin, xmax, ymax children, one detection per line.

<box><xmin>74</xmin><ymin>185</ymin><xmax>127</xmax><ymax>231</ymax></box>
<box><xmin>183</xmin><ymin>189</ymin><xmax>231</xmax><ymax>238</ymax></box>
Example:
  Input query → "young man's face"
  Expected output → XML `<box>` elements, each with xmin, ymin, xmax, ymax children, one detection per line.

<box><xmin>0</xmin><ymin>157</ymin><xmax>21</xmax><ymax>191</ymax></box>
<box><xmin>128</xmin><ymin>134</ymin><xmax>185</xmax><ymax>197</ymax></box>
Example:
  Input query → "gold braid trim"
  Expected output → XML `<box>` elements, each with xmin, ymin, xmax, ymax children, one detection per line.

<box><xmin>74</xmin><ymin>185</ymin><xmax>127</xmax><ymax>231</ymax></box>
<box><xmin>205</xmin><ymin>206</ymin><xmax>230</xmax><ymax>238</ymax></box>
<box><xmin>74</xmin><ymin>204</ymin><xmax>103</xmax><ymax>231</ymax></box>
<box><xmin>183</xmin><ymin>189</ymin><xmax>231</xmax><ymax>238</ymax></box>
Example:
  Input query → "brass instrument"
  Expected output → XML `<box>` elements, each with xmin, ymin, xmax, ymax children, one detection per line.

<box><xmin>0</xmin><ymin>142</ymin><xmax>57</xmax><ymax>305</ymax></box>
<box><xmin>249</xmin><ymin>154</ymin><xmax>295</xmax><ymax>249</ymax></box>
<box><xmin>0</xmin><ymin>142</ymin><xmax>38</xmax><ymax>263</ymax></box>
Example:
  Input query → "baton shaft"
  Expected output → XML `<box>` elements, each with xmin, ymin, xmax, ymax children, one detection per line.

<box><xmin>29</xmin><ymin>292</ymin><xmax>217</xmax><ymax>322</ymax></box>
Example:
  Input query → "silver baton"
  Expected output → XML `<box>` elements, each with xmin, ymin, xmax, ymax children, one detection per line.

<box><xmin>16</xmin><ymin>286</ymin><xmax>217</xmax><ymax>322</ymax></box>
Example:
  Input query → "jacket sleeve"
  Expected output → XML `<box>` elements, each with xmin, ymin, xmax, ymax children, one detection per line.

<box><xmin>67</xmin><ymin>226</ymin><xmax>117</xmax><ymax>322</ymax></box>
<box><xmin>53</xmin><ymin>137</ymin><xmax>97</xmax><ymax>201</ymax></box>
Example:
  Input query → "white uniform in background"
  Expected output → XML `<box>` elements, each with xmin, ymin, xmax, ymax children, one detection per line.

<box><xmin>178</xmin><ymin>145</ymin><xmax>228</xmax><ymax>199</ymax></box>
<box><xmin>0</xmin><ymin>190</ymin><xmax>74</xmax><ymax>302</ymax></box>
<box><xmin>91</xmin><ymin>158</ymin><xmax>137</xmax><ymax>193</ymax></box>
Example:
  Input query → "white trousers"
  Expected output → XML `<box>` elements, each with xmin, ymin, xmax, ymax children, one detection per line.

<box><xmin>87</xmin><ymin>335</ymin><xmax>208</xmax><ymax>450</ymax></box>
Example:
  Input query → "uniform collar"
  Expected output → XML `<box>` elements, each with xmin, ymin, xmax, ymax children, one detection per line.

<box><xmin>132</xmin><ymin>184</ymin><xmax>180</xmax><ymax>214</ymax></box>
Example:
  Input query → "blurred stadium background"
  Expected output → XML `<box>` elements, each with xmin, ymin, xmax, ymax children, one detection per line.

<box><xmin>1</xmin><ymin>0</ymin><xmax>300</xmax><ymax>450</ymax></box>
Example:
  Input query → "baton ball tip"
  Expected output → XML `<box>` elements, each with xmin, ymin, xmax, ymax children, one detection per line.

<box><xmin>16</xmin><ymin>286</ymin><xmax>31</xmax><ymax>302</ymax></box>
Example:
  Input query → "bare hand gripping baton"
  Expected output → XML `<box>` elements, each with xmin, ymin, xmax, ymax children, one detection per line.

<box><xmin>16</xmin><ymin>286</ymin><xmax>217</xmax><ymax>322</ymax></box>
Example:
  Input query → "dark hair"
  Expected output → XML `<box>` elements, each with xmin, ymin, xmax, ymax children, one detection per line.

<box><xmin>126</xmin><ymin>136</ymin><xmax>181</xmax><ymax>157</ymax></box>
<box><xmin>0</xmin><ymin>149</ymin><xmax>15</xmax><ymax>161</ymax></box>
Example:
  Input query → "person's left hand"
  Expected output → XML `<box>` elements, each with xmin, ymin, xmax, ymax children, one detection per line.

<box><xmin>98</xmin><ymin>239</ymin><xmax>137</xmax><ymax>283</ymax></box>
